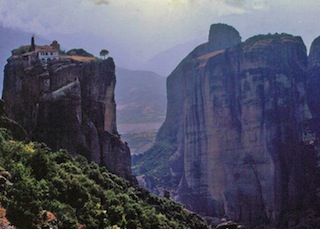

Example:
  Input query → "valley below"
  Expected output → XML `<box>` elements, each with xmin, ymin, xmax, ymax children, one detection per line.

<box><xmin>118</xmin><ymin>122</ymin><xmax>163</xmax><ymax>155</ymax></box>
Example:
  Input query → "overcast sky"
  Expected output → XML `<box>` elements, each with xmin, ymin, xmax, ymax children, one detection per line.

<box><xmin>1</xmin><ymin>0</ymin><xmax>320</xmax><ymax>70</ymax></box>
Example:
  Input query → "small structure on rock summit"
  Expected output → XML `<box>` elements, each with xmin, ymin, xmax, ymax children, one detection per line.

<box><xmin>12</xmin><ymin>36</ymin><xmax>60</xmax><ymax>64</ymax></box>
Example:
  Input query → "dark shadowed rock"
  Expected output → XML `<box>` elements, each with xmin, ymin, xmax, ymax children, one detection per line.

<box><xmin>208</xmin><ymin>23</ymin><xmax>241</xmax><ymax>50</ymax></box>
<box><xmin>157</xmin><ymin>23</ymin><xmax>241</xmax><ymax>144</ymax></box>
<box><xmin>2</xmin><ymin>55</ymin><xmax>133</xmax><ymax>180</ymax></box>
<box><xmin>0</xmin><ymin>99</ymin><xmax>28</xmax><ymax>141</ymax></box>
<box><xmin>308</xmin><ymin>36</ymin><xmax>320</xmax><ymax>66</ymax></box>
<box><xmin>136</xmin><ymin>24</ymin><xmax>319</xmax><ymax>227</ymax></box>
<box><xmin>307</xmin><ymin>36</ymin><xmax>320</xmax><ymax>127</ymax></box>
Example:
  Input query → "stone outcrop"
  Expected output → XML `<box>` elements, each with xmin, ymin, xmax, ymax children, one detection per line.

<box><xmin>208</xmin><ymin>24</ymin><xmax>241</xmax><ymax>50</ymax></box>
<box><xmin>2</xmin><ymin>56</ymin><xmax>132</xmax><ymax>180</ymax></box>
<box><xmin>157</xmin><ymin>23</ymin><xmax>241</xmax><ymax>144</ymax></box>
<box><xmin>307</xmin><ymin>36</ymin><xmax>320</xmax><ymax>126</ymax></box>
<box><xmin>141</xmin><ymin>24</ymin><xmax>319</xmax><ymax>227</ymax></box>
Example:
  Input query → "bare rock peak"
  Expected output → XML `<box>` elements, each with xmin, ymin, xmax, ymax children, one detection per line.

<box><xmin>310</xmin><ymin>35</ymin><xmax>320</xmax><ymax>48</ymax></box>
<box><xmin>208</xmin><ymin>23</ymin><xmax>241</xmax><ymax>50</ymax></box>
<box><xmin>309</xmin><ymin>35</ymin><xmax>320</xmax><ymax>65</ymax></box>
<box><xmin>306</xmin><ymin>35</ymin><xmax>320</xmax><ymax>121</ymax></box>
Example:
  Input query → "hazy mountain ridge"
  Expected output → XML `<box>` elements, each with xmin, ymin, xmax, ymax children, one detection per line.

<box><xmin>116</xmin><ymin>68</ymin><xmax>166</xmax><ymax>155</ymax></box>
<box><xmin>116</xmin><ymin>67</ymin><xmax>166</xmax><ymax>124</ymax></box>
<box><xmin>140</xmin><ymin>38</ymin><xmax>206</xmax><ymax>77</ymax></box>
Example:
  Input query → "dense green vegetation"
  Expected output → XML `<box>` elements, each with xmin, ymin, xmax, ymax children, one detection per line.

<box><xmin>66</xmin><ymin>48</ymin><xmax>94</xmax><ymax>57</ymax></box>
<box><xmin>0</xmin><ymin>128</ymin><xmax>208</xmax><ymax>229</ymax></box>
<box><xmin>11</xmin><ymin>45</ymin><xmax>31</xmax><ymax>55</ymax></box>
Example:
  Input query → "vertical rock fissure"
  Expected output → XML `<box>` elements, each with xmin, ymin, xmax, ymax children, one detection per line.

<box><xmin>144</xmin><ymin>25</ymin><xmax>315</xmax><ymax>227</ymax></box>
<box><xmin>249</xmin><ymin>161</ymin><xmax>267</xmax><ymax>222</ymax></box>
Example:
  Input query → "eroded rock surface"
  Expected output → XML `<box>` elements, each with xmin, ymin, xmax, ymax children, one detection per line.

<box><xmin>139</xmin><ymin>24</ymin><xmax>318</xmax><ymax>227</ymax></box>
<box><xmin>177</xmin><ymin>33</ymin><xmax>311</xmax><ymax>225</ymax></box>
<box><xmin>307</xmin><ymin>36</ymin><xmax>320</xmax><ymax>129</ymax></box>
<box><xmin>2</xmin><ymin>57</ymin><xmax>132</xmax><ymax>180</ymax></box>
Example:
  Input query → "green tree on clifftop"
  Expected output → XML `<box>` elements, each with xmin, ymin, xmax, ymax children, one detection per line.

<box><xmin>100</xmin><ymin>49</ymin><xmax>109</xmax><ymax>59</ymax></box>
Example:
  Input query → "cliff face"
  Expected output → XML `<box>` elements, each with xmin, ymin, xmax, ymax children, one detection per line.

<box><xmin>2</xmin><ymin>57</ymin><xmax>132</xmax><ymax>180</ymax></box>
<box><xmin>307</xmin><ymin>36</ymin><xmax>320</xmax><ymax>123</ymax></box>
<box><xmin>157</xmin><ymin>24</ymin><xmax>241</xmax><ymax>144</ymax></box>
<box><xmin>144</xmin><ymin>25</ymin><xmax>318</xmax><ymax>226</ymax></box>
<box><xmin>178</xmin><ymin>34</ymin><xmax>311</xmax><ymax>223</ymax></box>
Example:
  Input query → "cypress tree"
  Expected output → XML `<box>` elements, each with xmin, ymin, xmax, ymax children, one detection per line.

<box><xmin>30</xmin><ymin>35</ymin><xmax>35</xmax><ymax>52</ymax></box>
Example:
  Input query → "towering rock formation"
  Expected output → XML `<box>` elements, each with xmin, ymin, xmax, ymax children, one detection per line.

<box><xmin>307</xmin><ymin>36</ymin><xmax>320</xmax><ymax>126</ymax></box>
<box><xmin>157</xmin><ymin>23</ymin><xmax>241</xmax><ymax>144</ymax></box>
<box><xmin>137</xmin><ymin>24</ymin><xmax>318</xmax><ymax>227</ymax></box>
<box><xmin>2</xmin><ymin>55</ymin><xmax>133</xmax><ymax>180</ymax></box>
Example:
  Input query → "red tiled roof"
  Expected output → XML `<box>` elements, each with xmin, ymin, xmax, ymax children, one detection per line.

<box><xmin>35</xmin><ymin>45</ymin><xmax>58</xmax><ymax>52</ymax></box>
<box><xmin>21</xmin><ymin>51</ymin><xmax>37</xmax><ymax>57</ymax></box>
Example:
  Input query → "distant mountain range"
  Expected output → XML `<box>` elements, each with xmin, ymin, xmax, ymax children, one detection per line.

<box><xmin>115</xmin><ymin>68</ymin><xmax>166</xmax><ymax>155</ymax></box>
<box><xmin>140</xmin><ymin>38</ymin><xmax>205</xmax><ymax>77</ymax></box>
<box><xmin>115</xmin><ymin>67</ymin><xmax>166</xmax><ymax>125</ymax></box>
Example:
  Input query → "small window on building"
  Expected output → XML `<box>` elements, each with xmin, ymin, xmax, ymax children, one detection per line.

<box><xmin>51</xmin><ymin>52</ymin><xmax>53</xmax><ymax>55</ymax></box>
<box><xmin>46</xmin><ymin>52</ymin><xmax>48</xmax><ymax>55</ymax></box>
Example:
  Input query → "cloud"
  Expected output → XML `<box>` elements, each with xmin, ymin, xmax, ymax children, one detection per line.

<box><xmin>0</xmin><ymin>0</ymin><xmax>272</xmax><ymax>62</ymax></box>
<box><xmin>94</xmin><ymin>0</ymin><xmax>109</xmax><ymax>5</ymax></box>
<box><xmin>1</xmin><ymin>0</ymin><xmax>320</xmax><ymax>67</ymax></box>
<box><xmin>224</xmin><ymin>0</ymin><xmax>269</xmax><ymax>10</ymax></box>
<box><xmin>224</xmin><ymin>0</ymin><xmax>245</xmax><ymax>7</ymax></box>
